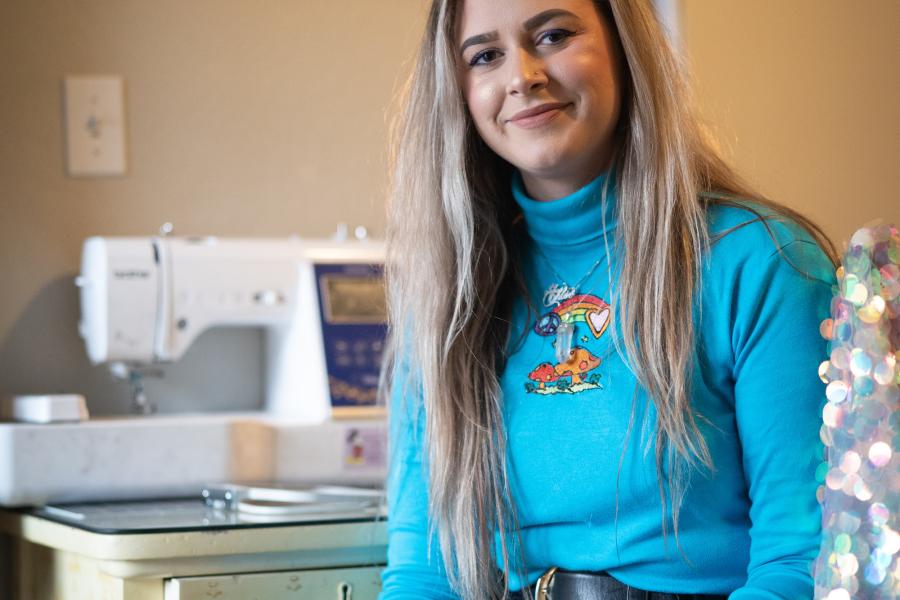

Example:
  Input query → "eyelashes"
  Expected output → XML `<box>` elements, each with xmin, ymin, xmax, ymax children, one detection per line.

<box><xmin>469</xmin><ymin>48</ymin><xmax>501</xmax><ymax>67</ymax></box>
<box><xmin>537</xmin><ymin>28</ymin><xmax>575</xmax><ymax>45</ymax></box>
<box><xmin>467</xmin><ymin>29</ymin><xmax>576</xmax><ymax>67</ymax></box>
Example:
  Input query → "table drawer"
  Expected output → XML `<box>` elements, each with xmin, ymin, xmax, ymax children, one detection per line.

<box><xmin>165</xmin><ymin>565</ymin><xmax>383</xmax><ymax>600</ymax></box>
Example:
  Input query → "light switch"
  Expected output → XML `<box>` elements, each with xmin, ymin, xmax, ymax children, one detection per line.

<box><xmin>63</xmin><ymin>75</ymin><xmax>127</xmax><ymax>176</ymax></box>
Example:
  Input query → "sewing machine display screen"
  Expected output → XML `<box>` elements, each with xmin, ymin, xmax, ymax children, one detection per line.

<box><xmin>321</xmin><ymin>276</ymin><xmax>386</xmax><ymax>323</ymax></box>
<box><xmin>315</xmin><ymin>263</ymin><xmax>387</xmax><ymax>411</ymax></box>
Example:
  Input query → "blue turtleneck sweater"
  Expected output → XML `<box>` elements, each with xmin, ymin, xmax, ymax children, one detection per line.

<box><xmin>380</xmin><ymin>171</ymin><xmax>834</xmax><ymax>599</ymax></box>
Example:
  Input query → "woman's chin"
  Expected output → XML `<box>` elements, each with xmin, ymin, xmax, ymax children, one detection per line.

<box><xmin>511</xmin><ymin>153</ymin><xmax>572</xmax><ymax>180</ymax></box>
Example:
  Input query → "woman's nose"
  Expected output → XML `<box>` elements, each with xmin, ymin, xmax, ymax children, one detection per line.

<box><xmin>506</xmin><ymin>49</ymin><xmax>548</xmax><ymax>96</ymax></box>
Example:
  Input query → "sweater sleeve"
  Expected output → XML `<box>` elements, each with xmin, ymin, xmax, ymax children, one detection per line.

<box><xmin>379</xmin><ymin>365</ymin><xmax>458</xmax><ymax>599</ymax></box>
<box><xmin>726</xmin><ymin>236</ymin><xmax>834</xmax><ymax>600</ymax></box>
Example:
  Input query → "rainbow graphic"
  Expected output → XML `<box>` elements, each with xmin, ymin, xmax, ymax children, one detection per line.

<box><xmin>553</xmin><ymin>294</ymin><xmax>611</xmax><ymax>338</ymax></box>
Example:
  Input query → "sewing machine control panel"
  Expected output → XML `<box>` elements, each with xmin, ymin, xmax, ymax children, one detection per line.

<box><xmin>315</xmin><ymin>263</ymin><xmax>386</xmax><ymax>410</ymax></box>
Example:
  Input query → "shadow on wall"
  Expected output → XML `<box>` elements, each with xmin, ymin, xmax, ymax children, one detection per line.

<box><xmin>0</xmin><ymin>275</ymin><xmax>265</xmax><ymax>416</ymax></box>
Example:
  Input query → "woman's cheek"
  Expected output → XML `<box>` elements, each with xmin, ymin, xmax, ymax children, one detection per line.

<box><xmin>468</xmin><ymin>81</ymin><xmax>502</xmax><ymax>126</ymax></box>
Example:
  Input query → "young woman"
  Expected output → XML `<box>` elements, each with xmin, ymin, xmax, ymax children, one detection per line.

<box><xmin>380</xmin><ymin>1</ymin><xmax>837</xmax><ymax>598</ymax></box>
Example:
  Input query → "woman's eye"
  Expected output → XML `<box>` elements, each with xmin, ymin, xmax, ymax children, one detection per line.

<box><xmin>469</xmin><ymin>49</ymin><xmax>501</xmax><ymax>67</ymax></box>
<box><xmin>538</xmin><ymin>29</ymin><xmax>574</xmax><ymax>45</ymax></box>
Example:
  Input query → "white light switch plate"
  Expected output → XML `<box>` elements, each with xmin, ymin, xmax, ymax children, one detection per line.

<box><xmin>63</xmin><ymin>75</ymin><xmax>127</xmax><ymax>176</ymax></box>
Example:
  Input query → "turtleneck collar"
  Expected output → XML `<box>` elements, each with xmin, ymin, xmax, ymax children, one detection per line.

<box><xmin>511</xmin><ymin>169</ymin><xmax>617</xmax><ymax>248</ymax></box>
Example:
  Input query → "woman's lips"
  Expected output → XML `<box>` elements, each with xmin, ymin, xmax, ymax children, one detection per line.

<box><xmin>507</xmin><ymin>103</ymin><xmax>570</xmax><ymax>129</ymax></box>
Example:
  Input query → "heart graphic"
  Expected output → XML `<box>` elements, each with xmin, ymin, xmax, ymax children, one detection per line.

<box><xmin>587</xmin><ymin>308</ymin><xmax>610</xmax><ymax>338</ymax></box>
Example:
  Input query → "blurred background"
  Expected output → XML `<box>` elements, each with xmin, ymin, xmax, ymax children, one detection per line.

<box><xmin>0</xmin><ymin>0</ymin><xmax>897</xmax><ymax>416</ymax></box>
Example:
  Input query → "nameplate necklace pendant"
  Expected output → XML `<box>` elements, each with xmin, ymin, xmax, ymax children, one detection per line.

<box><xmin>543</xmin><ymin>282</ymin><xmax>576</xmax><ymax>307</ymax></box>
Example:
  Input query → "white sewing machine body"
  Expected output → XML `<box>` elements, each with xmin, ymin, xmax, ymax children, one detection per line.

<box><xmin>0</xmin><ymin>235</ymin><xmax>388</xmax><ymax>507</ymax></box>
<box><xmin>78</xmin><ymin>235</ymin><xmax>387</xmax><ymax>421</ymax></box>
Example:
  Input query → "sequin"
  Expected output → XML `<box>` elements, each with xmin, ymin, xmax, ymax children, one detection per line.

<box><xmin>873</xmin><ymin>358</ymin><xmax>895</xmax><ymax>385</ymax></box>
<box><xmin>880</xmin><ymin>263</ymin><xmax>900</xmax><ymax>282</ymax></box>
<box><xmin>839</xmin><ymin>451</ymin><xmax>861</xmax><ymax>474</ymax></box>
<box><xmin>878</xmin><ymin>526</ymin><xmax>900</xmax><ymax>554</ymax></box>
<box><xmin>882</xmin><ymin>277</ymin><xmax>900</xmax><ymax>301</ymax></box>
<box><xmin>851</xmin><ymin>228</ymin><xmax>875</xmax><ymax>248</ymax></box>
<box><xmin>845</xmin><ymin>277</ymin><xmax>869</xmax><ymax>306</ymax></box>
<box><xmin>823</xmin><ymin>403</ymin><xmax>844</xmax><ymax>428</ymax></box>
<box><xmin>868</xmin><ymin>503</ymin><xmax>889</xmax><ymax>526</ymax></box>
<box><xmin>847</xmin><ymin>247</ymin><xmax>873</xmax><ymax>276</ymax></box>
<box><xmin>820</xmin><ymin>318</ymin><xmax>834</xmax><ymax>340</ymax></box>
<box><xmin>815</xmin><ymin>461</ymin><xmax>828</xmax><ymax>483</ymax></box>
<box><xmin>819</xmin><ymin>360</ymin><xmax>832</xmax><ymax>383</ymax></box>
<box><xmin>833</xmin><ymin>322</ymin><xmax>853</xmax><ymax>342</ymax></box>
<box><xmin>826</xmin><ymin>468</ymin><xmax>846</xmax><ymax>491</ymax></box>
<box><xmin>820</xmin><ymin>424</ymin><xmax>833</xmax><ymax>447</ymax></box>
<box><xmin>852</xmin><ymin>478</ymin><xmax>872</xmax><ymax>501</ymax></box>
<box><xmin>858</xmin><ymin>295</ymin><xmax>886</xmax><ymax>324</ymax></box>
<box><xmin>825</xmin><ymin>588</ymin><xmax>851</xmax><ymax>600</ymax></box>
<box><xmin>849</xmin><ymin>348</ymin><xmax>873</xmax><ymax>376</ymax></box>
<box><xmin>852</xmin><ymin>283</ymin><xmax>869</xmax><ymax>305</ymax></box>
<box><xmin>834</xmin><ymin>533</ymin><xmax>852</xmax><ymax>554</ymax></box>
<box><xmin>852</xmin><ymin>376</ymin><xmax>874</xmax><ymax>396</ymax></box>
<box><xmin>874</xmin><ymin>546</ymin><xmax>895</xmax><ymax>568</ymax></box>
<box><xmin>837</xmin><ymin>553</ymin><xmax>859</xmax><ymax>576</ymax></box>
<box><xmin>889</xmin><ymin>243</ymin><xmax>900</xmax><ymax>263</ymax></box>
<box><xmin>868</xmin><ymin>441</ymin><xmax>892</xmax><ymax>467</ymax></box>
<box><xmin>831</xmin><ymin>347</ymin><xmax>851</xmax><ymax>369</ymax></box>
<box><xmin>864</xmin><ymin>563</ymin><xmax>886</xmax><ymax>585</ymax></box>
<box><xmin>826</xmin><ymin>380</ymin><xmax>850</xmax><ymax>404</ymax></box>
<box><xmin>833</xmin><ymin>297</ymin><xmax>851</xmax><ymax>320</ymax></box>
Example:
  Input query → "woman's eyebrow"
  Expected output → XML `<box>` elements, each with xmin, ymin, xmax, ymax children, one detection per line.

<box><xmin>522</xmin><ymin>8</ymin><xmax>578</xmax><ymax>32</ymax></box>
<box><xmin>460</xmin><ymin>32</ymin><xmax>499</xmax><ymax>55</ymax></box>
<box><xmin>459</xmin><ymin>8</ymin><xmax>578</xmax><ymax>55</ymax></box>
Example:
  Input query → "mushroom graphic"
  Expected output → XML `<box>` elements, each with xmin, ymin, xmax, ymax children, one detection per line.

<box><xmin>528</xmin><ymin>362</ymin><xmax>559</xmax><ymax>390</ymax></box>
<box><xmin>554</xmin><ymin>347</ymin><xmax>601</xmax><ymax>385</ymax></box>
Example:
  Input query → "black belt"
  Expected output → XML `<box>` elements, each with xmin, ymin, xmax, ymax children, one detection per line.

<box><xmin>506</xmin><ymin>569</ymin><xmax>730</xmax><ymax>600</ymax></box>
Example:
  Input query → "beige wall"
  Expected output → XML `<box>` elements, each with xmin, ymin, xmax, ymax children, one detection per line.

<box><xmin>0</xmin><ymin>1</ymin><xmax>427</xmax><ymax>414</ymax></box>
<box><xmin>681</xmin><ymin>0</ymin><xmax>900</xmax><ymax>243</ymax></box>
<box><xmin>1</xmin><ymin>1</ymin><xmax>897</xmax><ymax>415</ymax></box>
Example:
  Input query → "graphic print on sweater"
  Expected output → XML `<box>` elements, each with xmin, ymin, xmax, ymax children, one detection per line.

<box><xmin>526</xmin><ymin>294</ymin><xmax>611</xmax><ymax>395</ymax></box>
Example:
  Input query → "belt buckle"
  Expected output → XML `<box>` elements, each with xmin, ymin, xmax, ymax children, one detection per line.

<box><xmin>534</xmin><ymin>566</ymin><xmax>558</xmax><ymax>600</ymax></box>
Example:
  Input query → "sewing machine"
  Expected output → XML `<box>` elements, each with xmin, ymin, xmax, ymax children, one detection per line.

<box><xmin>0</xmin><ymin>232</ymin><xmax>388</xmax><ymax>507</ymax></box>
<box><xmin>77</xmin><ymin>233</ymin><xmax>386</xmax><ymax>420</ymax></box>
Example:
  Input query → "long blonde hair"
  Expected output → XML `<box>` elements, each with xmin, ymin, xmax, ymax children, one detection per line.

<box><xmin>382</xmin><ymin>1</ymin><xmax>836</xmax><ymax>599</ymax></box>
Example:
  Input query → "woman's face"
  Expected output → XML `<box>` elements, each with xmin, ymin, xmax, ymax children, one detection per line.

<box><xmin>456</xmin><ymin>0</ymin><xmax>622</xmax><ymax>200</ymax></box>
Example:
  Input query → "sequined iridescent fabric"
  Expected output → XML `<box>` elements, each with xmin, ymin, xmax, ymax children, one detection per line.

<box><xmin>814</xmin><ymin>224</ymin><xmax>899</xmax><ymax>599</ymax></box>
